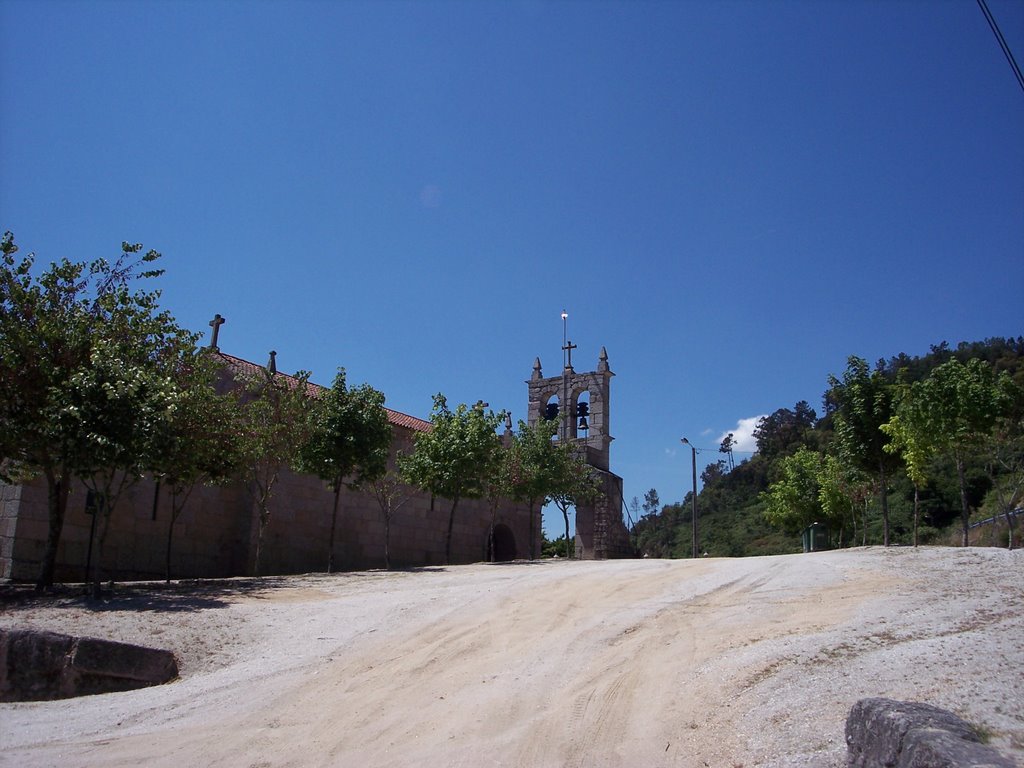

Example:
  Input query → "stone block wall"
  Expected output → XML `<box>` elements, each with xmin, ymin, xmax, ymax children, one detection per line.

<box><xmin>2</xmin><ymin>443</ymin><xmax>534</xmax><ymax>583</ymax></box>
<box><xmin>574</xmin><ymin>469</ymin><xmax>634</xmax><ymax>560</ymax></box>
<box><xmin>1</xmin><ymin>351</ymin><xmax>543</xmax><ymax>582</ymax></box>
<box><xmin>1</xmin><ymin>480</ymin><xmax>48</xmax><ymax>581</ymax></box>
<box><xmin>0</xmin><ymin>475</ymin><xmax>255</xmax><ymax>582</ymax></box>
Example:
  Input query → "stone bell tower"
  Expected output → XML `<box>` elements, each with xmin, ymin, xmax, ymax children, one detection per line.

<box><xmin>527</xmin><ymin>344</ymin><xmax>633</xmax><ymax>560</ymax></box>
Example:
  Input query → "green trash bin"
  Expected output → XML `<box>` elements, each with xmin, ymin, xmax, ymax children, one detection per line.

<box><xmin>802</xmin><ymin>522</ymin><xmax>830</xmax><ymax>553</ymax></box>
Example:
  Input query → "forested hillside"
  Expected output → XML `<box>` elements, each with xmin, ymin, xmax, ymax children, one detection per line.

<box><xmin>630</xmin><ymin>338</ymin><xmax>1024</xmax><ymax>557</ymax></box>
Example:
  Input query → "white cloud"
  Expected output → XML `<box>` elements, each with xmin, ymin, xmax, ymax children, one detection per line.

<box><xmin>716</xmin><ymin>415</ymin><xmax>768</xmax><ymax>454</ymax></box>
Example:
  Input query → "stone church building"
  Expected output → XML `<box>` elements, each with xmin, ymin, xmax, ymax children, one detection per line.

<box><xmin>1</xmin><ymin>340</ymin><xmax>632</xmax><ymax>583</ymax></box>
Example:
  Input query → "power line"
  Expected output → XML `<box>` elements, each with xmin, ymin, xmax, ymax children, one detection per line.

<box><xmin>977</xmin><ymin>0</ymin><xmax>1024</xmax><ymax>94</ymax></box>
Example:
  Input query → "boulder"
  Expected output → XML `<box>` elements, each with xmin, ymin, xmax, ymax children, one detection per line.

<box><xmin>0</xmin><ymin>628</ymin><xmax>178</xmax><ymax>701</ymax></box>
<box><xmin>846</xmin><ymin>697</ymin><xmax>1015</xmax><ymax>768</ymax></box>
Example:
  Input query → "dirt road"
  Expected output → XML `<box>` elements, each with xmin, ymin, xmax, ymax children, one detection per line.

<box><xmin>2</xmin><ymin>547</ymin><xmax>1021</xmax><ymax>767</ymax></box>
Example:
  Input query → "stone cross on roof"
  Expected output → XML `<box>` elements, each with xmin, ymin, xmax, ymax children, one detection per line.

<box><xmin>562</xmin><ymin>339</ymin><xmax>577</xmax><ymax>371</ymax></box>
<box><xmin>208</xmin><ymin>313</ymin><xmax>226</xmax><ymax>349</ymax></box>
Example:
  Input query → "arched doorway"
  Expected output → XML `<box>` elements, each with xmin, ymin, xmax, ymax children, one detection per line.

<box><xmin>488</xmin><ymin>524</ymin><xmax>517</xmax><ymax>562</ymax></box>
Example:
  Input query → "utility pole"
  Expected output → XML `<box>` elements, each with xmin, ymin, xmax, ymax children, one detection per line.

<box><xmin>681</xmin><ymin>437</ymin><xmax>698</xmax><ymax>558</ymax></box>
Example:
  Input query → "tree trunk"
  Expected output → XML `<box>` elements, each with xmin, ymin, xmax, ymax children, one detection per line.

<box><xmin>36</xmin><ymin>467</ymin><xmax>69</xmax><ymax>591</ymax></box>
<box><xmin>251</xmin><ymin>466</ymin><xmax>278</xmax><ymax>577</ymax></box>
<box><xmin>445</xmin><ymin>496</ymin><xmax>460</xmax><ymax>565</ymax></box>
<box><xmin>527</xmin><ymin>499</ymin><xmax>536</xmax><ymax>560</ymax></box>
<box><xmin>90</xmin><ymin>500</ymin><xmax>111</xmax><ymax>600</ymax></box>
<box><xmin>912</xmin><ymin>483</ymin><xmax>919</xmax><ymax>548</ymax></box>
<box><xmin>487</xmin><ymin>500</ymin><xmax>498</xmax><ymax>563</ymax></box>
<box><xmin>254</xmin><ymin>508</ymin><xmax>269</xmax><ymax>577</ymax></box>
<box><xmin>84</xmin><ymin>502</ymin><xmax>99</xmax><ymax>587</ymax></box>
<box><xmin>165</xmin><ymin>499</ymin><xmax>176</xmax><ymax>584</ymax></box>
<box><xmin>328</xmin><ymin>481</ymin><xmax>342</xmax><ymax>573</ymax></box>
<box><xmin>384</xmin><ymin>512</ymin><xmax>391</xmax><ymax>569</ymax></box>
<box><xmin>956</xmin><ymin>453</ymin><xmax>970</xmax><ymax>547</ymax></box>
<box><xmin>164</xmin><ymin>483</ymin><xmax>198</xmax><ymax>584</ymax></box>
<box><xmin>1006</xmin><ymin>510</ymin><xmax>1016</xmax><ymax>551</ymax></box>
<box><xmin>878</xmin><ymin>461</ymin><xmax>890</xmax><ymax>547</ymax></box>
<box><xmin>87</xmin><ymin>473</ymin><xmax>136</xmax><ymax>597</ymax></box>
<box><xmin>862</xmin><ymin>499</ymin><xmax>868</xmax><ymax>547</ymax></box>
<box><xmin>562</xmin><ymin>506</ymin><xmax>571</xmax><ymax>559</ymax></box>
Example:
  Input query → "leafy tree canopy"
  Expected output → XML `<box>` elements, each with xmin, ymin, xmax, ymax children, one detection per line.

<box><xmin>299</xmin><ymin>368</ymin><xmax>391</xmax><ymax>492</ymax></box>
<box><xmin>642</xmin><ymin>338</ymin><xmax>1023</xmax><ymax>556</ymax></box>
<box><xmin>236</xmin><ymin>364</ymin><xmax>316</xmax><ymax>575</ymax></box>
<box><xmin>400</xmin><ymin>394</ymin><xmax>505</xmax><ymax>564</ymax></box>
<box><xmin>753</xmin><ymin>401</ymin><xmax>817</xmax><ymax>463</ymax></box>
<box><xmin>297</xmin><ymin>368</ymin><xmax>391</xmax><ymax>572</ymax></box>
<box><xmin>761</xmin><ymin>447</ymin><xmax>824</xmax><ymax>536</ymax></box>
<box><xmin>1</xmin><ymin>233</ymin><xmax>198</xmax><ymax>589</ymax></box>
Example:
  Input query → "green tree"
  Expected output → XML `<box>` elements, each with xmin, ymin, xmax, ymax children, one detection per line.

<box><xmin>701</xmin><ymin>460</ymin><xmax>727</xmax><ymax>486</ymax></box>
<box><xmin>400</xmin><ymin>395</ymin><xmax>505</xmax><ymax>565</ymax></box>
<box><xmin>548</xmin><ymin>444</ymin><xmax>602</xmax><ymax>559</ymax></box>
<box><xmin>503</xmin><ymin>418</ymin><xmax>561</xmax><ymax>560</ymax></box>
<box><xmin>642</xmin><ymin>488</ymin><xmax>661</xmax><ymax>518</ymax></box>
<box><xmin>70</xmin><ymin>337</ymin><xmax>197</xmax><ymax>597</ymax></box>
<box><xmin>979</xmin><ymin>417</ymin><xmax>1024</xmax><ymax>550</ymax></box>
<box><xmin>754</xmin><ymin>401</ymin><xmax>818</xmax><ymax>462</ymax></box>
<box><xmin>0</xmin><ymin>234</ymin><xmax>194</xmax><ymax>590</ymax></box>
<box><xmin>1</xmin><ymin>235</ymin><xmax>86</xmax><ymax>588</ymax></box>
<box><xmin>883</xmin><ymin>358</ymin><xmax>1015</xmax><ymax>546</ymax></box>
<box><xmin>237</xmin><ymin>363</ymin><xmax>316</xmax><ymax>576</ymax></box>
<box><xmin>370</xmin><ymin>468</ymin><xmax>413</xmax><ymax>569</ymax></box>
<box><xmin>148</xmin><ymin>349</ymin><xmax>246</xmax><ymax>582</ymax></box>
<box><xmin>719</xmin><ymin>433</ymin><xmax>736</xmax><ymax>471</ymax></box>
<box><xmin>482</xmin><ymin>424</ymin><xmax>514</xmax><ymax>563</ymax></box>
<box><xmin>542</xmin><ymin>533</ymin><xmax>573</xmax><ymax>558</ymax></box>
<box><xmin>298</xmin><ymin>369</ymin><xmax>391</xmax><ymax>572</ymax></box>
<box><xmin>881</xmin><ymin>406</ymin><xmax>933</xmax><ymax>547</ymax></box>
<box><xmin>761</xmin><ymin>447</ymin><xmax>824</xmax><ymax>536</ymax></box>
<box><xmin>828</xmin><ymin>357</ymin><xmax>900</xmax><ymax>546</ymax></box>
<box><xmin>817</xmin><ymin>453</ymin><xmax>871</xmax><ymax>547</ymax></box>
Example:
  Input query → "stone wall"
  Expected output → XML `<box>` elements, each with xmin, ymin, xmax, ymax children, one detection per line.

<box><xmin>0</xmin><ymin>477</ymin><xmax>253</xmax><ymax>582</ymax></box>
<box><xmin>1</xmin><ymin>480</ymin><xmax>48</xmax><ymax>582</ymax></box>
<box><xmin>574</xmin><ymin>469</ymin><xmax>634</xmax><ymax>560</ymax></box>
<box><xmin>1</xmin><ymin>432</ymin><xmax>535</xmax><ymax>582</ymax></box>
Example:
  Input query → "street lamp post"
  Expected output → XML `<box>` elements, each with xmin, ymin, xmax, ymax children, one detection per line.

<box><xmin>681</xmin><ymin>438</ymin><xmax>698</xmax><ymax>558</ymax></box>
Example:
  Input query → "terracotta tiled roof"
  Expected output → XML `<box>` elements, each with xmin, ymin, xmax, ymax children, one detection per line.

<box><xmin>213</xmin><ymin>351</ymin><xmax>431</xmax><ymax>433</ymax></box>
<box><xmin>384</xmin><ymin>409</ymin><xmax>432</xmax><ymax>432</ymax></box>
<box><xmin>215</xmin><ymin>352</ymin><xmax>322</xmax><ymax>398</ymax></box>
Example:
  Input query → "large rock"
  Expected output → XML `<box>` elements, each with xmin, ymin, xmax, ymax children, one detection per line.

<box><xmin>0</xmin><ymin>628</ymin><xmax>178</xmax><ymax>701</ymax></box>
<box><xmin>846</xmin><ymin>697</ymin><xmax>1016</xmax><ymax>768</ymax></box>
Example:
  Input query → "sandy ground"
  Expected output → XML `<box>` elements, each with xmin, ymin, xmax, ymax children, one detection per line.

<box><xmin>1</xmin><ymin>546</ymin><xmax>1021</xmax><ymax>768</ymax></box>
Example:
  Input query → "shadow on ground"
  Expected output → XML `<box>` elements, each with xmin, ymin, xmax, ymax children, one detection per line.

<box><xmin>0</xmin><ymin>576</ymin><xmax>335</xmax><ymax>613</ymax></box>
<box><xmin>0</xmin><ymin>560</ymin><xmax>557</xmax><ymax>613</ymax></box>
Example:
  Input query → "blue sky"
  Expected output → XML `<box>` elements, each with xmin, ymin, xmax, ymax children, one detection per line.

<box><xmin>3</xmin><ymin>0</ymin><xmax>1022</xmax><ymax>536</ymax></box>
